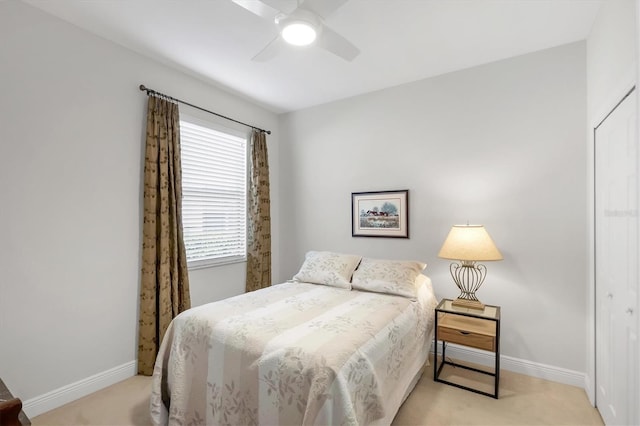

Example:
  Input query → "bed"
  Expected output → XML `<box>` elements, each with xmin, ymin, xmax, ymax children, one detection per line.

<box><xmin>150</xmin><ymin>251</ymin><xmax>438</xmax><ymax>425</ymax></box>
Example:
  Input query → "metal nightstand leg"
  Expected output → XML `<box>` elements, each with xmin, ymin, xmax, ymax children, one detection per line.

<box><xmin>433</xmin><ymin>343</ymin><xmax>499</xmax><ymax>399</ymax></box>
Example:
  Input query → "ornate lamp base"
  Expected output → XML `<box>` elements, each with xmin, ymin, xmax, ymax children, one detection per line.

<box><xmin>449</xmin><ymin>260</ymin><xmax>487</xmax><ymax>311</ymax></box>
<box><xmin>452</xmin><ymin>298</ymin><xmax>485</xmax><ymax>310</ymax></box>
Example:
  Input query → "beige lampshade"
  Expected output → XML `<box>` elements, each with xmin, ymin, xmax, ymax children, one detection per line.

<box><xmin>438</xmin><ymin>224</ymin><xmax>503</xmax><ymax>261</ymax></box>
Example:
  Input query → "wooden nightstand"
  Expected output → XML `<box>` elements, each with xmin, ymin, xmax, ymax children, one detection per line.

<box><xmin>433</xmin><ymin>298</ymin><xmax>501</xmax><ymax>398</ymax></box>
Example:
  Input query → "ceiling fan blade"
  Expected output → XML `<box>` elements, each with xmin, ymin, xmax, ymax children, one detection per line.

<box><xmin>231</xmin><ymin>0</ymin><xmax>281</xmax><ymax>19</ymax></box>
<box><xmin>252</xmin><ymin>35</ymin><xmax>286</xmax><ymax>62</ymax></box>
<box><xmin>260</xmin><ymin>0</ymin><xmax>298</xmax><ymax>14</ymax></box>
<box><xmin>299</xmin><ymin>0</ymin><xmax>349</xmax><ymax>19</ymax></box>
<box><xmin>317</xmin><ymin>24</ymin><xmax>360</xmax><ymax>61</ymax></box>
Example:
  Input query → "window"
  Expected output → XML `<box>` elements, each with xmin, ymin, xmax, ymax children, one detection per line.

<box><xmin>180</xmin><ymin>116</ymin><xmax>247</xmax><ymax>268</ymax></box>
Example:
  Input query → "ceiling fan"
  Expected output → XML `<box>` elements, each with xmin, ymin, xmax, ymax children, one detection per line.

<box><xmin>232</xmin><ymin>0</ymin><xmax>360</xmax><ymax>61</ymax></box>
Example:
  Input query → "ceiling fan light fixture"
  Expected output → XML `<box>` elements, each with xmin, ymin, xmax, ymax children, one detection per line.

<box><xmin>276</xmin><ymin>10</ymin><xmax>321</xmax><ymax>47</ymax></box>
<box><xmin>281</xmin><ymin>21</ymin><xmax>317</xmax><ymax>46</ymax></box>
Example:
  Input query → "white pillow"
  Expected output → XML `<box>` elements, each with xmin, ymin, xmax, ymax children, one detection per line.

<box><xmin>351</xmin><ymin>257</ymin><xmax>427</xmax><ymax>299</ymax></box>
<box><xmin>292</xmin><ymin>251</ymin><xmax>362</xmax><ymax>289</ymax></box>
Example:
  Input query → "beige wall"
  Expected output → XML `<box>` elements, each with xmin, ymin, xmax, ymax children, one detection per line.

<box><xmin>279</xmin><ymin>42</ymin><xmax>588</xmax><ymax>373</ymax></box>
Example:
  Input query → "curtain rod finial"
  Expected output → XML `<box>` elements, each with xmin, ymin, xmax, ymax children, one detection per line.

<box><xmin>139</xmin><ymin>84</ymin><xmax>147</xmax><ymax>91</ymax></box>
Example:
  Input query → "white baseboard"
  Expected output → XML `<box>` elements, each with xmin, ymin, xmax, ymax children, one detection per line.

<box><xmin>22</xmin><ymin>346</ymin><xmax>588</xmax><ymax>419</ymax></box>
<box><xmin>433</xmin><ymin>342</ymin><xmax>586</xmax><ymax>389</ymax></box>
<box><xmin>584</xmin><ymin>374</ymin><xmax>595</xmax><ymax>405</ymax></box>
<box><xmin>22</xmin><ymin>360</ymin><xmax>136</xmax><ymax>418</ymax></box>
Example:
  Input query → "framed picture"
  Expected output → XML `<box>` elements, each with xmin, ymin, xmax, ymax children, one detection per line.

<box><xmin>351</xmin><ymin>190</ymin><xmax>409</xmax><ymax>238</ymax></box>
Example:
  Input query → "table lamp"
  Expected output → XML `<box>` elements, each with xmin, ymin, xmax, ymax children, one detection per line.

<box><xmin>438</xmin><ymin>224</ymin><xmax>503</xmax><ymax>310</ymax></box>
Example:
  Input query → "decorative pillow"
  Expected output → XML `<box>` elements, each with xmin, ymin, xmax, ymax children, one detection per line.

<box><xmin>351</xmin><ymin>257</ymin><xmax>427</xmax><ymax>299</ymax></box>
<box><xmin>292</xmin><ymin>251</ymin><xmax>362</xmax><ymax>289</ymax></box>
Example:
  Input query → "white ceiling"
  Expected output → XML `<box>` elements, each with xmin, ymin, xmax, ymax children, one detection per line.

<box><xmin>23</xmin><ymin>0</ymin><xmax>602</xmax><ymax>113</ymax></box>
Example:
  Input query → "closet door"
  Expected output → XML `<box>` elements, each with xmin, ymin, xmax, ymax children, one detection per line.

<box><xmin>595</xmin><ymin>89</ymin><xmax>639</xmax><ymax>426</ymax></box>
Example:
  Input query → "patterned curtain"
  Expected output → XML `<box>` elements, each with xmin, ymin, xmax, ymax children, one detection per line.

<box><xmin>246</xmin><ymin>130</ymin><xmax>272</xmax><ymax>292</ymax></box>
<box><xmin>138</xmin><ymin>95</ymin><xmax>191</xmax><ymax>376</ymax></box>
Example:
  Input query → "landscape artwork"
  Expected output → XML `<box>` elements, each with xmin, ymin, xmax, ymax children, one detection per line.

<box><xmin>351</xmin><ymin>190</ymin><xmax>409</xmax><ymax>238</ymax></box>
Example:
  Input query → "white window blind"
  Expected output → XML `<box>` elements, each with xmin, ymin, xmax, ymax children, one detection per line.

<box><xmin>180</xmin><ymin>118</ymin><xmax>247</xmax><ymax>268</ymax></box>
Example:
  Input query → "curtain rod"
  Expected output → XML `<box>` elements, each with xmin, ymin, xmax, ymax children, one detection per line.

<box><xmin>139</xmin><ymin>84</ymin><xmax>271</xmax><ymax>135</ymax></box>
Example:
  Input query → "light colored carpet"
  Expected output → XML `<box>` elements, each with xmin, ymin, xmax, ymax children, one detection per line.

<box><xmin>32</xmin><ymin>361</ymin><xmax>603</xmax><ymax>425</ymax></box>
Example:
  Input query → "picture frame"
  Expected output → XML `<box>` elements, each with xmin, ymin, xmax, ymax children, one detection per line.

<box><xmin>351</xmin><ymin>190</ymin><xmax>409</xmax><ymax>238</ymax></box>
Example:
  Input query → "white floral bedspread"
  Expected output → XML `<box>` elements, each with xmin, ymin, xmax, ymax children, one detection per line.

<box><xmin>150</xmin><ymin>280</ymin><xmax>437</xmax><ymax>426</ymax></box>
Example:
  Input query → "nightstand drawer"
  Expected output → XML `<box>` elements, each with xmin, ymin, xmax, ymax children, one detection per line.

<box><xmin>437</xmin><ymin>325</ymin><xmax>495</xmax><ymax>351</ymax></box>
